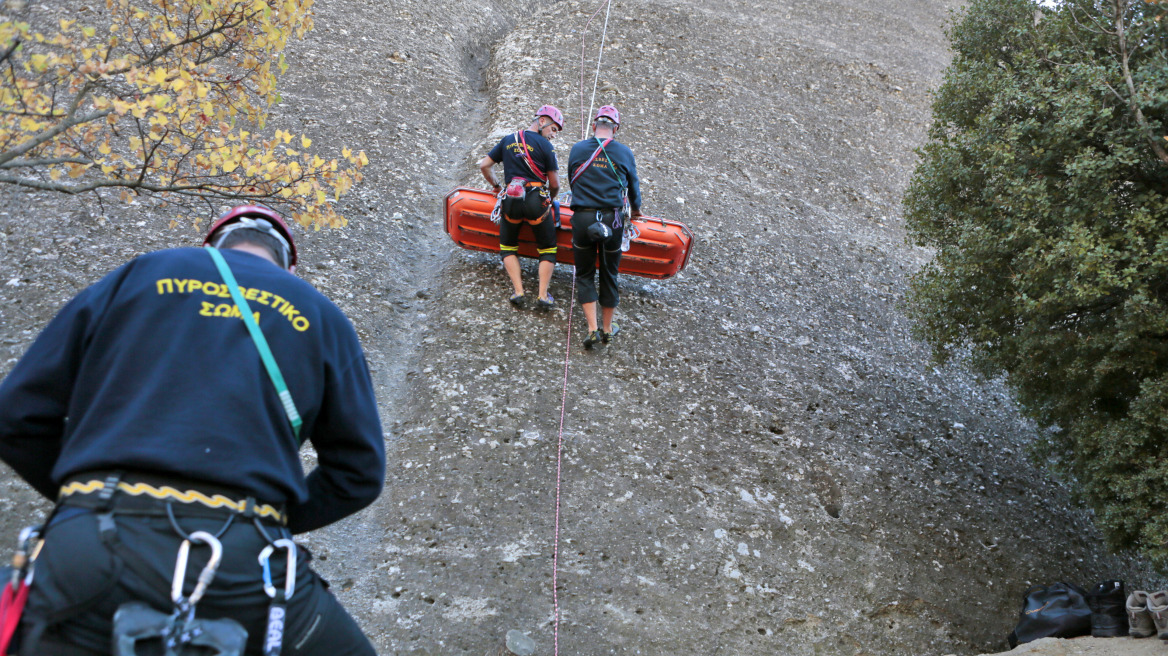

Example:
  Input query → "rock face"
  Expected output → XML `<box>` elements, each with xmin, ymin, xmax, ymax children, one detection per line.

<box><xmin>0</xmin><ymin>0</ymin><xmax>1161</xmax><ymax>655</ymax></box>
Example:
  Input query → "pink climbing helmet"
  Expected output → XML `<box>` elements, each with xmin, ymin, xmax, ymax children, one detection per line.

<box><xmin>535</xmin><ymin>105</ymin><xmax>564</xmax><ymax>130</ymax></box>
<box><xmin>204</xmin><ymin>205</ymin><xmax>298</xmax><ymax>269</ymax></box>
<box><xmin>594</xmin><ymin>105</ymin><xmax>621</xmax><ymax>127</ymax></box>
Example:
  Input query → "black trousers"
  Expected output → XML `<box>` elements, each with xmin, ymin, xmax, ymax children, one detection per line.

<box><xmin>571</xmin><ymin>208</ymin><xmax>623</xmax><ymax>307</ymax></box>
<box><xmin>19</xmin><ymin>505</ymin><xmax>374</xmax><ymax>656</ymax></box>
<box><xmin>500</xmin><ymin>191</ymin><xmax>557</xmax><ymax>263</ymax></box>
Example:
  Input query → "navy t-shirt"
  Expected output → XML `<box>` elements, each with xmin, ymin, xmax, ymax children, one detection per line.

<box><xmin>567</xmin><ymin>137</ymin><xmax>641</xmax><ymax>211</ymax></box>
<box><xmin>488</xmin><ymin>130</ymin><xmax>558</xmax><ymax>184</ymax></box>
<box><xmin>0</xmin><ymin>247</ymin><xmax>385</xmax><ymax>533</ymax></box>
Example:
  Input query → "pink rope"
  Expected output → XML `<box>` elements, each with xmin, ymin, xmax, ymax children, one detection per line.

<box><xmin>556</xmin><ymin>3</ymin><xmax>610</xmax><ymax>650</ymax></box>
<box><xmin>551</xmin><ymin>266</ymin><xmax>577</xmax><ymax>656</ymax></box>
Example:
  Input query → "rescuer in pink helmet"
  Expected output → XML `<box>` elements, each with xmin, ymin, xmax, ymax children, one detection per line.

<box><xmin>567</xmin><ymin>104</ymin><xmax>644</xmax><ymax>349</ymax></box>
<box><xmin>478</xmin><ymin>104</ymin><xmax>564</xmax><ymax>309</ymax></box>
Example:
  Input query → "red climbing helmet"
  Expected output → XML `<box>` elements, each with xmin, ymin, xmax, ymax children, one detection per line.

<box><xmin>204</xmin><ymin>205</ymin><xmax>298</xmax><ymax>269</ymax></box>
<box><xmin>594</xmin><ymin>105</ymin><xmax>621</xmax><ymax>127</ymax></box>
<box><xmin>535</xmin><ymin>105</ymin><xmax>564</xmax><ymax>130</ymax></box>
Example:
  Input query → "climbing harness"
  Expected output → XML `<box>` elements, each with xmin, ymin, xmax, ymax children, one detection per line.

<box><xmin>0</xmin><ymin>525</ymin><xmax>41</xmax><ymax>654</ymax></box>
<box><xmin>570</xmin><ymin>138</ymin><xmax>639</xmax><ymax>251</ymax></box>
<box><xmin>593</xmin><ymin>140</ymin><xmax>638</xmax><ymax>249</ymax></box>
<box><xmin>112</xmin><ymin>532</ymin><xmax>247</xmax><ymax>656</ymax></box>
<box><xmin>59</xmin><ymin>476</ymin><xmax>288</xmax><ymax>525</ymax></box>
<box><xmin>258</xmin><ymin>539</ymin><xmax>297</xmax><ymax>656</ymax></box>
<box><xmin>493</xmin><ymin>130</ymin><xmax>551</xmax><ymax>223</ymax></box>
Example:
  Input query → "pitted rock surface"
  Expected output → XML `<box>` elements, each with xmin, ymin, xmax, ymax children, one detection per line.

<box><xmin>0</xmin><ymin>0</ymin><xmax>1161</xmax><ymax>654</ymax></box>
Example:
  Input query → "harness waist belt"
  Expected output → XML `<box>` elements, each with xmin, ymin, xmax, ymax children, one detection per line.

<box><xmin>570</xmin><ymin>207</ymin><xmax>617</xmax><ymax>214</ymax></box>
<box><xmin>59</xmin><ymin>471</ymin><xmax>287</xmax><ymax>525</ymax></box>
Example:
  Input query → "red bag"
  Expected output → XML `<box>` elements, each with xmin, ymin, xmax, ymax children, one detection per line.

<box><xmin>0</xmin><ymin>527</ymin><xmax>41</xmax><ymax>656</ymax></box>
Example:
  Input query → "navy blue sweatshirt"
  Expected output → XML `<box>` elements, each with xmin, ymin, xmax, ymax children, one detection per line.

<box><xmin>567</xmin><ymin>137</ymin><xmax>641</xmax><ymax>211</ymax></box>
<box><xmin>0</xmin><ymin>247</ymin><xmax>385</xmax><ymax>534</ymax></box>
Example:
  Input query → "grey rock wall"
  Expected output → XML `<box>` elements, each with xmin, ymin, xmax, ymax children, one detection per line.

<box><xmin>0</xmin><ymin>0</ymin><xmax>1158</xmax><ymax>654</ymax></box>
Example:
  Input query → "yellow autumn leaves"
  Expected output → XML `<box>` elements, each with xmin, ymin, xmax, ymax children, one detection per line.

<box><xmin>0</xmin><ymin>0</ymin><xmax>366</xmax><ymax>230</ymax></box>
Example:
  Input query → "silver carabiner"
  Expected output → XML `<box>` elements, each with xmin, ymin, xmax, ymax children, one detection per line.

<box><xmin>171</xmin><ymin>531</ymin><xmax>223</xmax><ymax>607</ymax></box>
<box><xmin>258</xmin><ymin>539</ymin><xmax>297</xmax><ymax>600</ymax></box>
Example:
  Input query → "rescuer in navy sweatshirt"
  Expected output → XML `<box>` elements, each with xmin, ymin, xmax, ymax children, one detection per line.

<box><xmin>0</xmin><ymin>206</ymin><xmax>384</xmax><ymax>655</ymax></box>
<box><xmin>567</xmin><ymin>104</ymin><xmax>643</xmax><ymax>349</ymax></box>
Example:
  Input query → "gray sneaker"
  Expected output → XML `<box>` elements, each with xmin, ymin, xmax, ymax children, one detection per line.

<box><xmin>1128</xmin><ymin>591</ymin><xmax>1156</xmax><ymax>638</ymax></box>
<box><xmin>1147</xmin><ymin>591</ymin><xmax>1168</xmax><ymax>639</ymax></box>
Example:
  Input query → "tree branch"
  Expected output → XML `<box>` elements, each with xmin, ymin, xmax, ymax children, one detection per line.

<box><xmin>0</xmin><ymin>173</ymin><xmax>286</xmax><ymax>198</ymax></box>
<box><xmin>0</xmin><ymin>108</ymin><xmax>111</xmax><ymax>167</ymax></box>
<box><xmin>0</xmin><ymin>39</ymin><xmax>19</xmax><ymax>66</ymax></box>
<box><xmin>1114</xmin><ymin>0</ymin><xmax>1168</xmax><ymax>165</ymax></box>
<box><xmin>0</xmin><ymin>157</ymin><xmax>90</xmax><ymax>168</ymax></box>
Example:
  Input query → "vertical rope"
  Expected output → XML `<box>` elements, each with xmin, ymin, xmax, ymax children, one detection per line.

<box><xmin>550</xmin><ymin>267</ymin><xmax>577</xmax><ymax>656</ymax></box>
<box><xmin>587</xmin><ymin>0</ymin><xmax>614</xmax><ymax>131</ymax></box>
<box><xmin>579</xmin><ymin>0</ymin><xmax>614</xmax><ymax>139</ymax></box>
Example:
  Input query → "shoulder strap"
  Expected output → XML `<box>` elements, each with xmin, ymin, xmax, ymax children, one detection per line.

<box><xmin>516</xmin><ymin>130</ymin><xmax>547</xmax><ymax>182</ymax></box>
<box><xmin>205</xmin><ymin>246</ymin><xmax>303</xmax><ymax>444</ymax></box>
<box><xmin>570</xmin><ymin>137</ymin><xmax>613</xmax><ymax>184</ymax></box>
<box><xmin>596</xmin><ymin>138</ymin><xmax>626</xmax><ymax>191</ymax></box>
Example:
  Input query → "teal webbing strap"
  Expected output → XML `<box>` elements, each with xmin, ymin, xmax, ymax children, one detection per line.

<box><xmin>204</xmin><ymin>246</ymin><xmax>303</xmax><ymax>443</ymax></box>
<box><xmin>596</xmin><ymin>137</ymin><xmax>626</xmax><ymax>192</ymax></box>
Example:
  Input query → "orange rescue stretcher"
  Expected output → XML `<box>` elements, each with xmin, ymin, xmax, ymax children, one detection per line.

<box><xmin>443</xmin><ymin>187</ymin><xmax>694</xmax><ymax>279</ymax></box>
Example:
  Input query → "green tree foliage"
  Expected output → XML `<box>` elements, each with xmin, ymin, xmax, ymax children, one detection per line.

<box><xmin>905</xmin><ymin>0</ymin><xmax>1168</xmax><ymax>566</ymax></box>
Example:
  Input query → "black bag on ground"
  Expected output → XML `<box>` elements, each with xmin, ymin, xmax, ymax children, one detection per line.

<box><xmin>1007</xmin><ymin>582</ymin><xmax>1092</xmax><ymax>648</ymax></box>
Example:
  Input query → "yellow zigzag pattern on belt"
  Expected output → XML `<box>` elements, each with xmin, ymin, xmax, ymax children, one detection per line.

<box><xmin>59</xmin><ymin>480</ymin><xmax>285</xmax><ymax>522</ymax></box>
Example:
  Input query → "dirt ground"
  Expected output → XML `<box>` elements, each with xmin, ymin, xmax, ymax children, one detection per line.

<box><xmin>0</xmin><ymin>0</ymin><xmax>1162</xmax><ymax>654</ymax></box>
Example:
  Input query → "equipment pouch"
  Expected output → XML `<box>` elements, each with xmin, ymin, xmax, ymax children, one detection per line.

<box><xmin>505</xmin><ymin>179</ymin><xmax>526</xmax><ymax>199</ymax></box>
<box><xmin>112</xmin><ymin>601</ymin><xmax>247</xmax><ymax>656</ymax></box>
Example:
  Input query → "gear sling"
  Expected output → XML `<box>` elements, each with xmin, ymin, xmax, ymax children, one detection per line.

<box><xmin>493</xmin><ymin>131</ymin><xmax>559</xmax><ymax>262</ymax></box>
<box><xmin>570</xmin><ymin>138</ymin><xmax>638</xmax><ymax>249</ymax></box>
<box><xmin>12</xmin><ymin>248</ymin><xmax>304</xmax><ymax>656</ymax></box>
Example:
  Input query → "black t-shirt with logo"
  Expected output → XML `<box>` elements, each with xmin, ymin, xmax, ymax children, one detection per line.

<box><xmin>488</xmin><ymin>130</ymin><xmax>558</xmax><ymax>184</ymax></box>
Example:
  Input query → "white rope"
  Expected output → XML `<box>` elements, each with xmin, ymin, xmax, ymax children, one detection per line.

<box><xmin>578</xmin><ymin>0</ymin><xmax>615</xmax><ymax>139</ymax></box>
<box><xmin>587</xmin><ymin>0</ymin><xmax>614</xmax><ymax>130</ymax></box>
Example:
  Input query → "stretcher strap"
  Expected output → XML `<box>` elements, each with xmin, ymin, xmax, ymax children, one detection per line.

<box><xmin>205</xmin><ymin>246</ymin><xmax>303</xmax><ymax>444</ymax></box>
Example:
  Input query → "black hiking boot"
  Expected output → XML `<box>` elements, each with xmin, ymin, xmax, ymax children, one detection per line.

<box><xmin>1088</xmin><ymin>580</ymin><xmax>1129</xmax><ymax>637</ymax></box>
